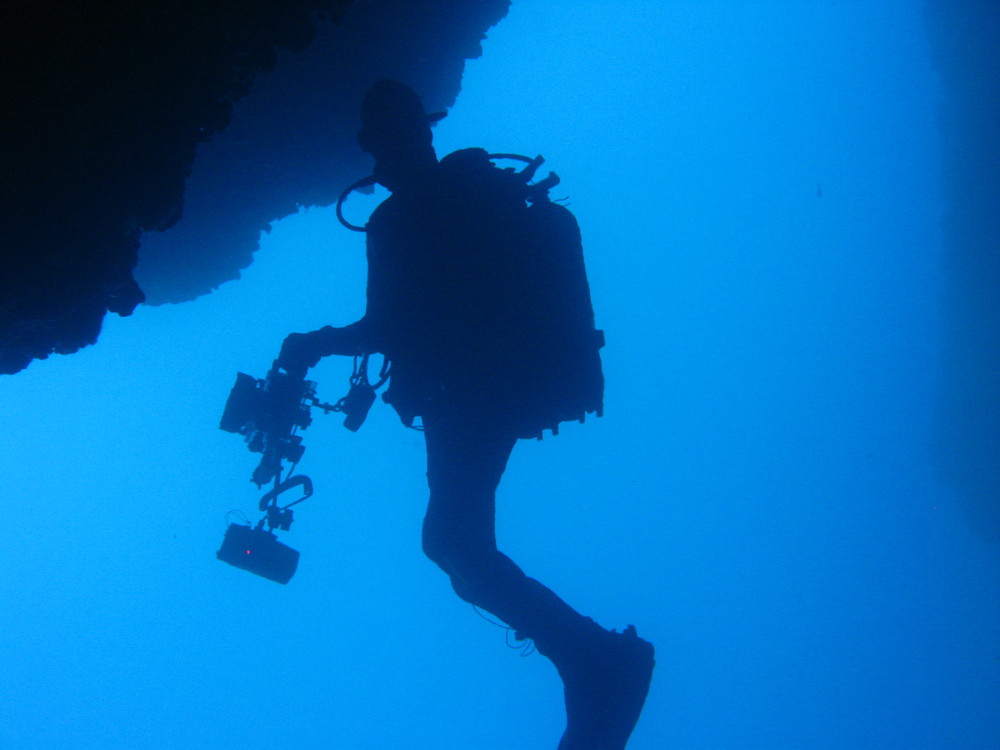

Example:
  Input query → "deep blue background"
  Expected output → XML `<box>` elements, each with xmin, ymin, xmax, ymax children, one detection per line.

<box><xmin>2</xmin><ymin>2</ymin><xmax>997</xmax><ymax>748</ymax></box>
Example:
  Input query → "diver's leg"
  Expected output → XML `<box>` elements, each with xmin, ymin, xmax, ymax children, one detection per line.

<box><xmin>421</xmin><ymin>416</ymin><xmax>655</xmax><ymax>749</ymax></box>
<box><xmin>421</xmin><ymin>416</ymin><xmax>582</xmax><ymax>632</ymax></box>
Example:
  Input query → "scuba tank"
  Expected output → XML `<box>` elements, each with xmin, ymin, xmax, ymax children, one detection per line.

<box><xmin>336</xmin><ymin>150</ymin><xmax>604</xmax><ymax>439</ymax></box>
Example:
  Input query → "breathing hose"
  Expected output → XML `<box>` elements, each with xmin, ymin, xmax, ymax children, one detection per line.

<box><xmin>334</xmin><ymin>153</ymin><xmax>543</xmax><ymax>232</ymax></box>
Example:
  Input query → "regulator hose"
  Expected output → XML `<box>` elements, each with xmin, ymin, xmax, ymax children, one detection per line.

<box><xmin>335</xmin><ymin>153</ymin><xmax>541</xmax><ymax>232</ymax></box>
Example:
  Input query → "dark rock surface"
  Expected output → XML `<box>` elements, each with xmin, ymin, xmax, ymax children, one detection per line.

<box><xmin>0</xmin><ymin>0</ymin><xmax>509</xmax><ymax>374</ymax></box>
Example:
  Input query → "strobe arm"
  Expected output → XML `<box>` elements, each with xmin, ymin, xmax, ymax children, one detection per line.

<box><xmin>258</xmin><ymin>474</ymin><xmax>314</xmax><ymax>512</ymax></box>
<box><xmin>257</xmin><ymin>474</ymin><xmax>314</xmax><ymax>533</ymax></box>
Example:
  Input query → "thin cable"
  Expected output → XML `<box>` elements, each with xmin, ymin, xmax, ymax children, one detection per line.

<box><xmin>473</xmin><ymin>605</ymin><xmax>509</xmax><ymax>630</ymax></box>
<box><xmin>224</xmin><ymin>509</ymin><xmax>251</xmax><ymax>527</ymax></box>
<box><xmin>472</xmin><ymin>606</ymin><xmax>536</xmax><ymax>657</ymax></box>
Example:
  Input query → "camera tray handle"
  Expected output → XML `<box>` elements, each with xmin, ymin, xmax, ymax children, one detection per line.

<box><xmin>258</xmin><ymin>474</ymin><xmax>314</xmax><ymax>512</ymax></box>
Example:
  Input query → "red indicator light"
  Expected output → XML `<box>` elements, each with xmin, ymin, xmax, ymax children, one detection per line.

<box><xmin>245</xmin><ymin>549</ymin><xmax>252</xmax><ymax>555</ymax></box>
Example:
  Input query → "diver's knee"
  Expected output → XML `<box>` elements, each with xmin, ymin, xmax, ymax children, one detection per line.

<box><xmin>421</xmin><ymin>518</ymin><xmax>455</xmax><ymax>571</ymax></box>
<box><xmin>421</xmin><ymin>531</ymin><xmax>446</xmax><ymax>569</ymax></box>
<box><xmin>421</xmin><ymin>525</ymin><xmax>490</xmax><ymax>583</ymax></box>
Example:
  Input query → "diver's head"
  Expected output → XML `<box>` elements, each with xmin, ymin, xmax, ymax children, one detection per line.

<box><xmin>358</xmin><ymin>80</ymin><xmax>444</xmax><ymax>189</ymax></box>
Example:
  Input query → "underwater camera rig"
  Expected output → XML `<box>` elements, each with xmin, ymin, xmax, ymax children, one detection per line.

<box><xmin>216</xmin><ymin>357</ymin><xmax>381</xmax><ymax>583</ymax></box>
<box><xmin>219</xmin><ymin>361</ymin><xmax>335</xmax><ymax>488</ymax></box>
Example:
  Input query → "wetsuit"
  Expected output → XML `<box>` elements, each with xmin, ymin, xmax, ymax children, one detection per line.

<box><xmin>297</xmin><ymin>149</ymin><xmax>650</xmax><ymax>749</ymax></box>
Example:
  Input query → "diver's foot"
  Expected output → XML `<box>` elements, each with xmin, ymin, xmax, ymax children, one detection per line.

<box><xmin>556</xmin><ymin>625</ymin><xmax>655</xmax><ymax>750</ymax></box>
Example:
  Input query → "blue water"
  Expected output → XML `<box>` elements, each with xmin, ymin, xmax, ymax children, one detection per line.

<box><xmin>2</xmin><ymin>2</ymin><xmax>997</xmax><ymax>748</ymax></box>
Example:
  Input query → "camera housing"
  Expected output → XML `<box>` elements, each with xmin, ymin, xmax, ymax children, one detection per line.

<box><xmin>216</xmin><ymin>522</ymin><xmax>300</xmax><ymax>584</ymax></box>
<box><xmin>220</xmin><ymin>362</ymin><xmax>317</xmax><ymax>487</ymax></box>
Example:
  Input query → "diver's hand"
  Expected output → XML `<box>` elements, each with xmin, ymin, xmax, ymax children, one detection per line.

<box><xmin>277</xmin><ymin>331</ymin><xmax>327</xmax><ymax>377</ymax></box>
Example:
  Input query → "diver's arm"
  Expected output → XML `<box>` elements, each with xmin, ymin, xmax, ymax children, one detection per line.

<box><xmin>308</xmin><ymin>320</ymin><xmax>372</xmax><ymax>357</ymax></box>
<box><xmin>278</xmin><ymin>319</ymin><xmax>376</xmax><ymax>376</ymax></box>
<box><xmin>279</xmin><ymin>207</ymin><xmax>391</xmax><ymax>375</ymax></box>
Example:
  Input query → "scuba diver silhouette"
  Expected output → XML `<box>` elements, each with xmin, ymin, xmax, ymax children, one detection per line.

<box><xmin>278</xmin><ymin>80</ymin><xmax>654</xmax><ymax>749</ymax></box>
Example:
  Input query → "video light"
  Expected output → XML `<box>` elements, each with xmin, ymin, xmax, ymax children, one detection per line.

<box><xmin>216</xmin><ymin>523</ymin><xmax>299</xmax><ymax>584</ymax></box>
